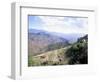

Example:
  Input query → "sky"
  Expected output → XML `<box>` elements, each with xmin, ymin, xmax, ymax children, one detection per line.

<box><xmin>28</xmin><ymin>15</ymin><xmax>88</xmax><ymax>34</ymax></box>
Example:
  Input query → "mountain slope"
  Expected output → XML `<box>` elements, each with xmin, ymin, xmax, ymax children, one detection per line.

<box><xmin>28</xmin><ymin>34</ymin><xmax>88</xmax><ymax>66</ymax></box>
<box><xmin>65</xmin><ymin>34</ymin><xmax>88</xmax><ymax>64</ymax></box>
<box><xmin>28</xmin><ymin>46</ymin><xmax>71</xmax><ymax>66</ymax></box>
<box><xmin>28</xmin><ymin>29</ymin><xmax>69</xmax><ymax>56</ymax></box>
<box><xmin>29</xmin><ymin>29</ymin><xmax>86</xmax><ymax>43</ymax></box>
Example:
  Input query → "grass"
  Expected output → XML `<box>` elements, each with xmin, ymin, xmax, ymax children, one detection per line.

<box><xmin>28</xmin><ymin>46</ymin><xmax>71</xmax><ymax>66</ymax></box>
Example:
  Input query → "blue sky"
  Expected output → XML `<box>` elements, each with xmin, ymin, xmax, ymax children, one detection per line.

<box><xmin>28</xmin><ymin>15</ymin><xmax>88</xmax><ymax>34</ymax></box>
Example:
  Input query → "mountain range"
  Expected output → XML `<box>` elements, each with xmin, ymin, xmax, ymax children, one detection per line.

<box><xmin>29</xmin><ymin>29</ymin><xmax>86</xmax><ymax>43</ymax></box>
<box><xmin>28</xmin><ymin>29</ymin><xmax>87</xmax><ymax>56</ymax></box>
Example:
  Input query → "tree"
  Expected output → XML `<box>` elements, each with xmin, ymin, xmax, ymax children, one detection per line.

<box><xmin>65</xmin><ymin>35</ymin><xmax>88</xmax><ymax>64</ymax></box>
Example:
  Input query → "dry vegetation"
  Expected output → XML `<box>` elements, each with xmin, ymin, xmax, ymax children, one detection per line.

<box><xmin>28</xmin><ymin>46</ymin><xmax>71</xmax><ymax>66</ymax></box>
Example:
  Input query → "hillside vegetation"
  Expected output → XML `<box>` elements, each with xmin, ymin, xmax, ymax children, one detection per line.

<box><xmin>28</xmin><ymin>46</ymin><xmax>71</xmax><ymax>66</ymax></box>
<box><xmin>65</xmin><ymin>35</ymin><xmax>88</xmax><ymax>64</ymax></box>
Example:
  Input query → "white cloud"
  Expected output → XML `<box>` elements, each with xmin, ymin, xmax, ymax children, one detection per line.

<box><xmin>37</xmin><ymin>16</ymin><xmax>88</xmax><ymax>34</ymax></box>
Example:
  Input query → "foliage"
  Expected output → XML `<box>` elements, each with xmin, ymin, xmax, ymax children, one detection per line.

<box><xmin>65</xmin><ymin>35</ymin><xmax>88</xmax><ymax>64</ymax></box>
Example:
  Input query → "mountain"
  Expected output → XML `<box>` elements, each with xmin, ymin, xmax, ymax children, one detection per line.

<box><xmin>50</xmin><ymin>32</ymin><xmax>86</xmax><ymax>44</ymax></box>
<box><xmin>28</xmin><ymin>29</ymin><xmax>69</xmax><ymax>56</ymax></box>
<box><xmin>28</xmin><ymin>33</ymin><xmax>88</xmax><ymax>66</ymax></box>
<box><xmin>29</xmin><ymin>29</ymin><xmax>86</xmax><ymax>44</ymax></box>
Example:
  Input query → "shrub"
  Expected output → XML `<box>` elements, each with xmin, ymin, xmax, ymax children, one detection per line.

<box><xmin>65</xmin><ymin>38</ymin><xmax>88</xmax><ymax>64</ymax></box>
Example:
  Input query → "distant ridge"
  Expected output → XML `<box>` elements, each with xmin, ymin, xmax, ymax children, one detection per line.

<box><xmin>28</xmin><ymin>29</ymin><xmax>69</xmax><ymax>56</ymax></box>
<box><xmin>29</xmin><ymin>29</ymin><xmax>87</xmax><ymax>43</ymax></box>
